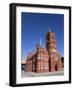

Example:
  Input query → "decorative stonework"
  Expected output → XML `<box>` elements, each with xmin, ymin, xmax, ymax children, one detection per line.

<box><xmin>24</xmin><ymin>29</ymin><xmax>63</xmax><ymax>73</ymax></box>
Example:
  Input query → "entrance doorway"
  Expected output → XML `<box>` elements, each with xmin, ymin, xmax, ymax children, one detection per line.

<box><xmin>55</xmin><ymin>64</ymin><xmax>58</xmax><ymax>71</ymax></box>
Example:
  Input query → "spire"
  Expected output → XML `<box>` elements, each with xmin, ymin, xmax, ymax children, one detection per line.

<box><xmin>48</xmin><ymin>26</ymin><xmax>51</xmax><ymax>32</ymax></box>
<box><xmin>40</xmin><ymin>38</ymin><xmax>42</xmax><ymax>46</ymax></box>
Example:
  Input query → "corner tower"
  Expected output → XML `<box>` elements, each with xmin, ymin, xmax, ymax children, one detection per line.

<box><xmin>46</xmin><ymin>28</ymin><xmax>57</xmax><ymax>52</ymax></box>
<box><xmin>46</xmin><ymin>28</ymin><xmax>62</xmax><ymax>72</ymax></box>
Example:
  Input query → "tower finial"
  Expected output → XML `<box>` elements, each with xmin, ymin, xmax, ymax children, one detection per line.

<box><xmin>40</xmin><ymin>38</ymin><xmax>42</xmax><ymax>46</ymax></box>
<box><xmin>48</xmin><ymin>26</ymin><xmax>51</xmax><ymax>32</ymax></box>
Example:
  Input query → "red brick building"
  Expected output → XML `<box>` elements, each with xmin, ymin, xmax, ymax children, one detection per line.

<box><xmin>25</xmin><ymin>29</ymin><xmax>63</xmax><ymax>73</ymax></box>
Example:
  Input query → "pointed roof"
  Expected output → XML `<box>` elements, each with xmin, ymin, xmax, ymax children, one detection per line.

<box><xmin>48</xmin><ymin>26</ymin><xmax>52</xmax><ymax>32</ymax></box>
<box><xmin>40</xmin><ymin>38</ymin><xmax>42</xmax><ymax>46</ymax></box>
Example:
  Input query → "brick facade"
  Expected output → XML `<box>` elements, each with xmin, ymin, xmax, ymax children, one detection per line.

<box><xmin>25</xmin><ymin>30</ymin><xmax>63</xmax><ymax>73</ymax></box>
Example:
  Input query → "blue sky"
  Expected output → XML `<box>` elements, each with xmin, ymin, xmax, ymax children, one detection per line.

<box><xmin>21</xmin><ymin>12</ymin><xmax>64</xmax><ymax>60</ymax></box>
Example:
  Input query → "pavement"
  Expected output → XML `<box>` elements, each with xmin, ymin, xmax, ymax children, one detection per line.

<box><xmin>21</xmin><ymin>70</ymin><xmax>64</xmax><ymax>77</ymax></box>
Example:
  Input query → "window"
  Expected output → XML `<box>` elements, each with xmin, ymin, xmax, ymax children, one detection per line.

<box><xmin>37</xmin><ymin>67</ymin><xmax>41</xmax><ymax>70</ymax></box>
<box><xmin>41</xmin><ymin>56</ymin><xmax>43</xmax><ymax>59</ymax></box>
<box><xmin>37</xmin><ymin>64</ymin><xmax>41</xmax><ymax>67</ymax></box>
<box><xmin>41</xmin><ymin>66</ymin><xmax>43</xmax><ymax>70</ymax></box>
<box><xmin>37</xmin><ymin>62</ymin><xmax>41</xmax><ymax>65</ymax></box>
<box><xmin>38</xmin><ymin>56</ymin><xmax>41</xmax><ymax>59</ymax></box>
